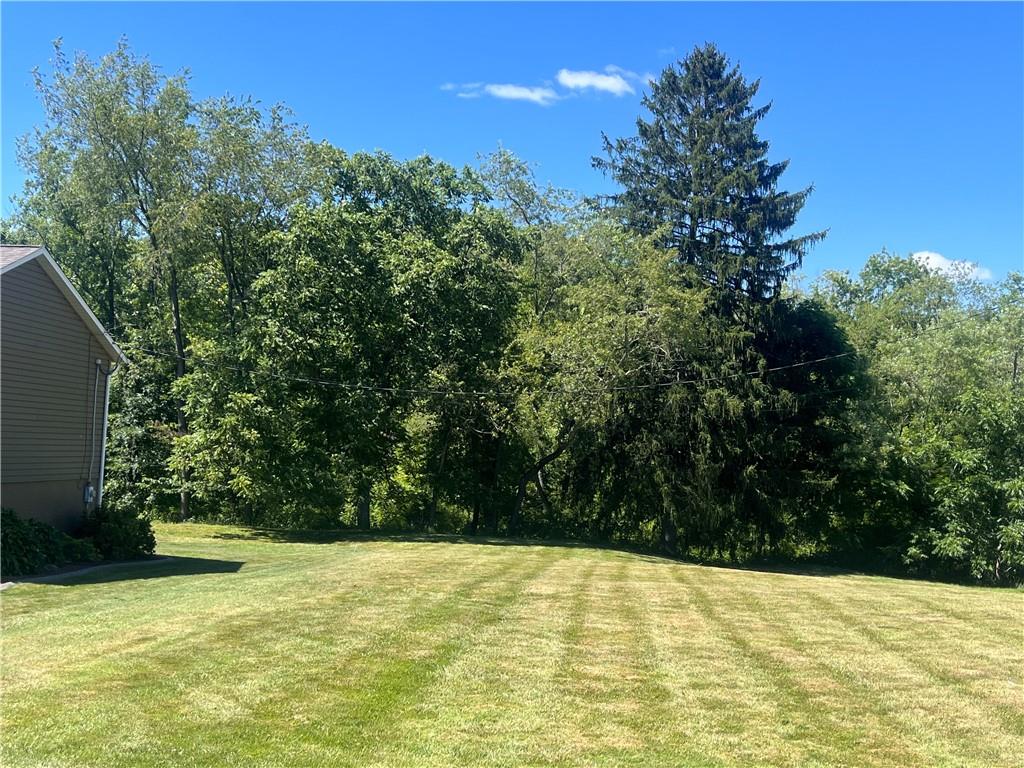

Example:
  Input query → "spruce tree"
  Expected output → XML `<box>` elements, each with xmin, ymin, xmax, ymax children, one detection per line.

<box><xmin>595</xmin><ymin>43</ymin><xmax>825</xmax><ymax>302</ymax></box>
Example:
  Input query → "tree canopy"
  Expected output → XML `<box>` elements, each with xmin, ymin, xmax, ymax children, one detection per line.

<box><xmin>5</xmin><ymin>41</ymin><xmax>1020</xmax><ymax>584</ymax></box>
<box><xmin>595</xmin><ymin>43</ymin><xmax>825</xmax><ymax>304</ymax></box>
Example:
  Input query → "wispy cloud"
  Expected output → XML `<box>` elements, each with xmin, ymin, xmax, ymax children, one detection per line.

<box><xmin>556</xmin><ymin>68</ymin><xmax>634</xmax><ymax>96</ymax></box>
<box><xmin>441</xmin><ymin>64</ymin><xmax>653</xmax><ymax>106</ymax></box>
<box><xmin>606</xmin><ymin>64</ymin><xmax>657</xmax><ymax>86</ymax></box>
<box><xmin>441</xmin><ymin>81</ymin><xmax>482</xmax><ymax>96</ymax></box>
<box><xmin>913</xmin><ymin>251</ymin><xmax>993</xmax><ymax>281</ymax></box>
<box><xmin>484</xmin><ymin>83</ymin><xmax>559</xmax><ymax>106</ymax></box>
<box><xmin>445</xmin><ymin>81</ymin><xmax>558</xmax><ymax>105</ymax></box>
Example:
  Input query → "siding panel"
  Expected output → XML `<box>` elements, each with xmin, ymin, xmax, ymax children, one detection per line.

<box><xmin>2</xmin><ymin>260</ymin><xmax>111</xmax><ymax>507</ymax></box>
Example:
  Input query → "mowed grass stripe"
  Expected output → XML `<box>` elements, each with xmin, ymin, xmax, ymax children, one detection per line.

<box><xmin>3</xmin><ymin>544</ymin><xmax>543</xmax><ymax>768</ymax></box>
<box><xmin>276</xmin><ymin>547</ymin><xmax>560</xmax><ymax>767</ymax></box>
<box><xmin>901</xmin><ymin>593</ymin><xmax>1024</xmax><ymax>646</ymax></box>
<box><xmin>733</xmin><ymin>569</ymin><xmax>1024</xmax><ymax>765</ymax></box>
<box><xmin>699</xmin><ymin>567</ymin><xmax>949</xmax><ymax>768</ymax></box>
<box><xmin>591</xmin><ymin>557</ymin><xmax>677</xmax><ymax>764</ymax></box>
<box><xmin>370</xmin><ymin>546</ymin><xmax>596</xmax><ymax>767</ymax></box>
<box><xmin>670</xmin><ymin>563</ymin><xmax>921</xmax><ymax>768</ymax></box>
<box><xmin>2</xmin><ymin>524</ymin><xmax>1022</xmax><ymax>768</ymax></box>
<box><xmin>2</xmin><ymin>541</ymin><xmax>451</xmax><ymax>697</ymax></box>
<box><xmin>705</xmin><ymin>566</ymin><xmax>1024</xmax><ymax>767</ymax></box>
<box><xmin>0</xmin><ymin>538</ymin><xmax>382</xmax><ymax>691</ymax></box>
<box><xmin>800</xmin><ymin>578</ymin><xmax>1024</xmax><ymax>714</ymax></box>
<box><xmin>627</xmin><ymin>561</ymin><xmax>750</xmax><ymax>766</ymax></box>
<box><xmin>806</xmin><ymin>574</ymin><xmax>1024</xmax><ymax>650</ymax></box>
<box><xmin>221</xmin><ymin>545</ymin><xmax>545</xmax><ymax>768</ymax></box>
<box><xmin>537</xmin><ymin>555</ymin><xmax>678</xmax><ymax>766</ymax></box>
<box><xmin>802</xmin><ymin>590</ymin><xmax>1024</xmax><ymax>746</ymax></box>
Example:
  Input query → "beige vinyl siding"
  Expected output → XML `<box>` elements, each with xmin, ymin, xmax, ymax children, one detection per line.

<box><xmin>2</xmin><ymin>260</ymin><xmax>108</xmax><ymax>517</ymax></box>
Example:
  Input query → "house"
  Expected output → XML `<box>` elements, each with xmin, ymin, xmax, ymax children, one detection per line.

<box><xmin>1</xmin><ymin>245</ymin><xmax>127</xmax><ymax>531</ymax></box>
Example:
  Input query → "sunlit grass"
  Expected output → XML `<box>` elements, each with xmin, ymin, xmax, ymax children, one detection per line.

<box><xmin>2</xmin><ymin>523</ymin><xmax>1021</xmax><ymax>767</ymax></box>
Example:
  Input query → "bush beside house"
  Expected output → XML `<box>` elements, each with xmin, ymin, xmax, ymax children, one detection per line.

<box><xmin>79</xmin><ymin>506</ymin><xmax>157</xmax><ymax>561</ymax></box>
<box><xmin>0</xmin><ymin>507</ymin><xmax>154</xmax><ymax>580</ymax></box>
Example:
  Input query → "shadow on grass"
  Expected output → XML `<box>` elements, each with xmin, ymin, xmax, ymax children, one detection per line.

<box><xmin>210</xmin><ymin>527</ymin><xmax>869</xmax><ymax>580</ymax></box>
<box><xmin>22</xmin><ymin>555</ymin><xmax>245</xmax><ymax>587</ymax></box>
<box><xmin>214</xmin><ymin>527</ymin><xmax>597</xmax><ymax>550</ymax></box>
<box><xmin>211</xmin><ymin>527</ymin><xmax>1012</xmax><ymax>586</ymax></box>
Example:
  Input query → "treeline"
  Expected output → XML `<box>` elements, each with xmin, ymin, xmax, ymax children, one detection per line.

<box><xmin>4</xmin><ymin>42</ymin><xmax>1022</xmax><ymax>584</ymax></box>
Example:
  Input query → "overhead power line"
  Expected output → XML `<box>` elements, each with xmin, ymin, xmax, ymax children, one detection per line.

<box><xmin>128</xmin><ymin>304</ymin><xmax>1011</xmax><ymax>400</ymax></box>
<box><xmin>132</xmin><ymin>348</ymin><xmax>852</xmax><ymax>400</ymax></box>
<box><xmin>131</xmin><ymin>345</ymin><xmax>857</xmax><ymax>399</ymax></box>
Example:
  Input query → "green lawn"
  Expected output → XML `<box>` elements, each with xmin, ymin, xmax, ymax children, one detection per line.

<box><xmin>2</xmin><ymin>523</ymin><xmax>1021</xmax><ymax>767</ymax></box>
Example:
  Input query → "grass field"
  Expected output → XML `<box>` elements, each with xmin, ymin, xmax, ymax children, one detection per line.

<box><xmin>1</xmin><ymin>523</ymin><xmax>1021</xmax><ymax>767</ymax></box>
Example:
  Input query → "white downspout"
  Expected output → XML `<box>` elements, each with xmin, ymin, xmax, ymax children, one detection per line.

<box><xmin>97</xmin><ymin>362</ymin><xmax>117</xmax><ymax>507</ymax></box>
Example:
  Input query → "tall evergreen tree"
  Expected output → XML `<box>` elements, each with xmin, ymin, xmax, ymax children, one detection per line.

<box><xmin>595</xmin><ymin>43</ymin><xmax>825</xmax><ymax>302</ymax></box>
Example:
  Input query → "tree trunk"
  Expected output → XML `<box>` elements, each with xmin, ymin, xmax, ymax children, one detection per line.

<box><xmin>484</xmin><ymin>436</ymin><xmax>503</xmax><ymax>535</ymax></box>
<box><xmin>535</xmin><ymin>468</ymin><xmax>554</xmax><ymax>517</ymax></box>
<box><xmin>509</xmin><ymin>422</ymin><xmax>578</xmax><ymax>537</ymax></box>
<box><xmin>106</xmin><ymin>254</ymin><xmax>117</xmax><ymax>333</ymax></box>
<box><xmin>357</xmin><ymin>479</ymin><xmax>372</xmax><ymax>530</ymax></box>
<box><xmin>510</xmin><ymin>474</ymin><xmax>529</xmax><ymax>537</ymax></box>
<box><xmin>755</xmin><ymin>498</ymin><xmax>768</xmax><ymax>557</ymax></box>
<box><xmin>217</xmin><ymin>233</ymin><xmax>241</xmax><ymax>337</ymax></box>
<box><xmin>168</xmin><ymin>261</ymin><xmax>191</xmax><ymax>522</ymax></box>
<box><xmin>470</xmin><ymin>497</ymin><xmax>480</xmax><ymax>536</ymax></box>
<box><xmin>661</xmin><ymin>513</ymin><xmax>678</xmax><ymax>555</ymax></box>
<box><xmin>428</xmin><ymin>426</ymin><xmax>451</xmax><ymax>530</ymax></box>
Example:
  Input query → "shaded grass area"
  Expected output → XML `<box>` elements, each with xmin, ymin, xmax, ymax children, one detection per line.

<box><xmin>1</xmin><ymin>523</ymin><xmax>1021</xmax><ymax>767</ymax></box>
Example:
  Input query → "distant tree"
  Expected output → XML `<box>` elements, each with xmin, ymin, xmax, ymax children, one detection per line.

<box><xmin>11</xmin><ymin>41</ymin><xmax>318</xmax><ymax>522</ymax></box>
<box><xmin>595</xmin><ymin>43</ymin><xmax>825</xmax><ymax>305</ymax></box>
<box><xmin>189</xmin><ymin>97</ymin><xmax>314</xmax><ymax>335</ymax></box>
<box><xmin>16</xmin><ymin>40</ymin><xmax>199</xmax><ymax>519</ymax></box>
<box><xmin>818</xmin><ymin>256</ymin><xmax>1024</xmax><ymax>583</ymax></box>
<box><xmin>591</xmin><ymin>45</ymin><xmax>862</xmax><ymax>555</ymax></box>
<box><xmin>177</xmin><ymin>153</ymin><xmax>523</xmax><ymax>529</ymax></box>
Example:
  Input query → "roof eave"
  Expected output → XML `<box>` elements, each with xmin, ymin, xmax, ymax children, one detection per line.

<box><xmin>3</xmin><ymin>247</ymin><xmax>128</xmax><ymax>365</ymax></box>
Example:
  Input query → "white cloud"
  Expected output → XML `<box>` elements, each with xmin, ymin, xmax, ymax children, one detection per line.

<box><xmin>556</xmin><ymin>68</ymin><xmax>634</xmax><ymax>96</ymax></box>
<box><xmin>913</xmin><ymin>251</ymin><xmax>993</xmax><ymax>281</ymax></box>
<box><xmin>442</xmin><ymin>81</ymin><xmax>481</xmax><ymax>93</ymax></box>
<box><xmin>442</xmin><ymin>81</ymin><xmax>557</xmax><ymax>105</ymax></box>
<box><xmin>604</xmin><ymin>65</ymin><xmax>636</xmax><ymax>78</ymax></box>
<box><xmin>441</xmin><ymin>65</ymin><xmax>653</xmax><ymax>105</ymax></box>
<box><xmin>602</xmin><ymin>65</ymin><xmax>656</xmax><ymax>88</ymax></box>
<box><xmin>483</xmin><ymin>83</ymin><xmax>559</xmax><ymax>105</ymax></box>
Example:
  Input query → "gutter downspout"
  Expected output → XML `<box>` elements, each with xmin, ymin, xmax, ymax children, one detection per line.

<box><xmin>97</xmin><ymin>362</ymin><xmax>118</xmax><ymax>507</ymax></box>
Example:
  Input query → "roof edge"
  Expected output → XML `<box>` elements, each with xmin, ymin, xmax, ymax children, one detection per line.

<box><xmin>0</xmin><ymin>246</ymin><xmax>46</xmax><ymax>275</ymax></box>
<box><xmin>3</xmin><ymin>247</ymin><xmax>128</xmax><ymax>364</ymax></box>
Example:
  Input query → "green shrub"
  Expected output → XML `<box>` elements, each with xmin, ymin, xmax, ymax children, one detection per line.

<box><xmin>0</xmin><ymin>508</ymin><xmax>101</xmax><ymax>580</ymax></box>
<box><xmin>80</xmin><ymin>506</ymin><xmax>156</xmax><ymax>561</ymax></box>
<box><xmin>63</xmin><ymin>536</ymin><xmax>103</xmax><ymax>565</ymax></box>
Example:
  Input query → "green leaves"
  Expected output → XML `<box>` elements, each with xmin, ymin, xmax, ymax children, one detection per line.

<box><xmin>596</xmin><ymin>43</ymin><xmax>825</xmax><ymax>303</ymax></box>
<box><xmin>818</xmin><ymin>254</ymin><xmax>1024</xmax><ymax>583</ymax></box>
<box><xmin>10</xmin><ymin>39</ymin><xmax>1019</xmax><ymax>583</ymax></box>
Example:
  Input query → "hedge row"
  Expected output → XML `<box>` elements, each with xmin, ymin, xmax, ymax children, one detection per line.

<box><xmin>0</xmin><ymin>507</ymin><xmax>155</xmax><ymax>580</ymax></box>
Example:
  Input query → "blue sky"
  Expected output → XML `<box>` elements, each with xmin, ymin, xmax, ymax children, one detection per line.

<box><xmin>2</xmin><ymin>2</ymin><xmax>1022</xmax><ymax>282</ymax></box>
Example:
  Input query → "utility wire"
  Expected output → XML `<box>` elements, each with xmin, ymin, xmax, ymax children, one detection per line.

<box><xmin>131</xmin><ymin>345</ymin><xmax>857</xmax><ymax>399</ymax></box>
<box><xmin>127</xmin><ymin>304</ymin><xmax>1011</xmax><ymax>401</ymax></box>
